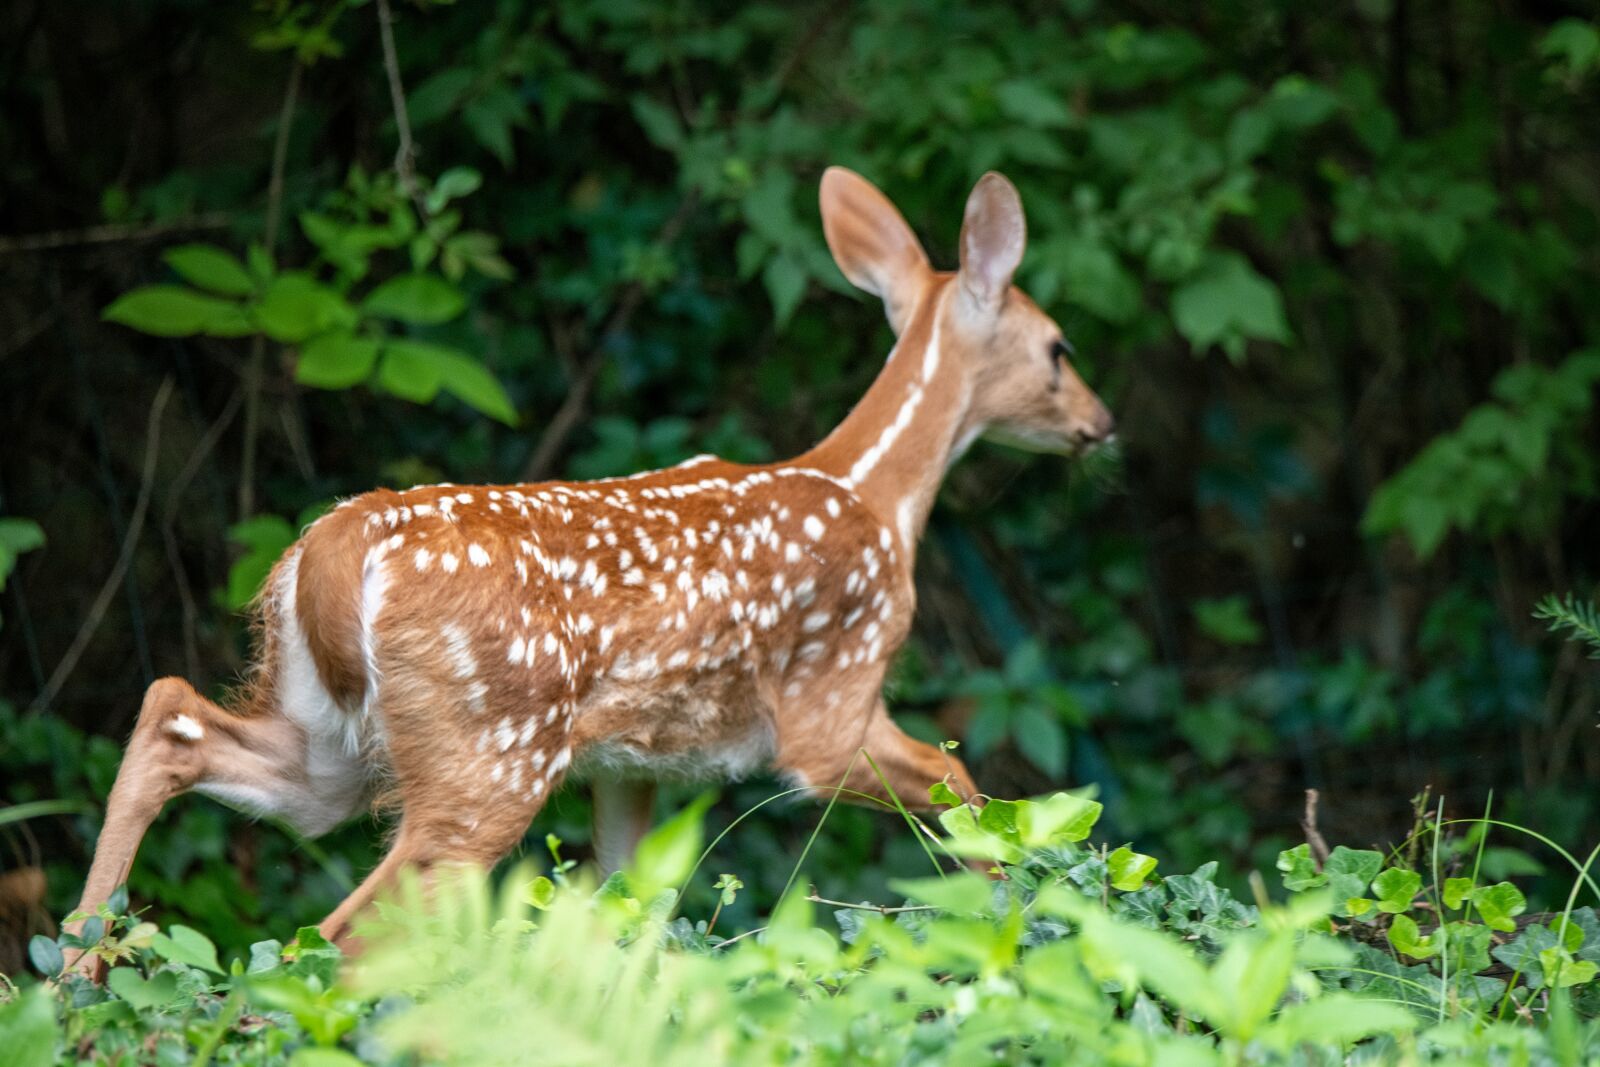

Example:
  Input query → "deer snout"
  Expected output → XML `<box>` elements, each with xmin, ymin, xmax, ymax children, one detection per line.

<box><xmin>1072</xmin><ymin>401</ymin><xmax>1115</xmax><ymax>446</ymax></box>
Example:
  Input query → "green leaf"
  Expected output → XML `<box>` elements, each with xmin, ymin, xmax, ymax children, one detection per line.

<box><xmin>1387</xmin><ymin>914</ymin><xmax>1438</xmax><ymax>960</ymax></box>
<box><xmin>994</xmin><ymin>79</ymin><xmax>1074</xmax><ymax>128</ymax></box>
<box><xmin>630</xmin><ymin>96</ymin><xmax>683</xmax><ymax>150</ymax></box>
<box><xmin>103</xmin><ymin>285</ymin><xmax>241</xmax><ymax>337</ymax></box>
<box><xmin>1276</xmin><ymin>843</ymin><xmax>1326</xmax><ymax>892</ymax></box>
<box><xmin>1470</xmin><ymin>881</ymin><xmax>1527</xmax><ymax>932</ymax></box>
<box><xmin>1372</xmin><ymin>867</ymin><xmax>1422</xmax><ymax>914</ymax></box>
<box><xmin>150</xmin><ymin>924</ymin><xmax>223</xmax><ymax>974</ymax></box>
<box><xmin>253</xmin><ymin>274</ymin><xmax>357</xmax><ymax>343</ymax></box>
<box><xmin>1016</xmin><ymin>791</ymin><xmax>1102</xmax><ymax>847</ymax></box>
<box><xmin>1170</xmin><ymin>252</ymin><xmax>1291</xmax><ymax>361</ymax></box>
<box><xmin>1540</xmin><ymin>946</ymin><xmax>1599</xmax><ymax>988</ymax></box>
<box><xmin>1107</xmin><ymin>845</ymin><xmax>1158</xmax><ymax>891</ymax></box>
<box><xmin>890</xmin><ymin>872</ymin><xmax>994</xmax><ymax>916</ymax></box>
<box><xmin>378</xmin><ymin>340</ymin><xmax>518</xmax><ymax>425</ymax></box>
<box><xmin>628</xmin><ymin>792</ymin><xmax>714</xmax><ymax>896</ymax></box>
<box><xmin>107</xmin><ymin>967</ymin><xmax>182</xmax><ymax>1011</ymax></box>
<box><xmin>0</xmin><ymin>985</ymin><xmax>57</xmax><ymax>1067</ymax></box>
<box><xmin>1260</xmin><ymin>993</ymin><xmax>1415</xmax><ymax>1050</ymax></box>
<box><xmin>1443</xmin><ymin>876</ymin><xmax>1474</xmax><ymax>909</ymax></box>
<box><xmin>427</xmin><ymin>167</ymin><xmax>483</xmax><ymax>214</ymax></box>
<box><xmin>522</xmin><ymin>876</ymin><xmax>555</xmax><ymax>911</ymax></box>
<box><xmin>224</xmin><ymin>514</ymin><xmax>296</xmax><ymax>612</ymax></box>
<box><xmin>27</xmin><ymin>934</ymin><xmax>62</xmax><ymax>977</ymax></box>
<box><xmin>1191</xmin><ymin>595</ymin><xmax>1264</xmax><ymax>645</ymax></box>
<box><xmin>296</xmin><ymin>332</ymin><xmax>380</xmax><ymax>390</ymax></box>
<box><xmin>361</xmin><ymin>272</ymin><xmax>467</xmax><ymax>325</ymax></box>
<box><xmin>928</xmin><ymin>780</ymin><xmax>964</xmax><ymax>808</ymax></box>
<box><xmin>163</xmin><ymin>244</ymin><xmax>254</xmax><ymax>296</ymax></box>
<box><xmin>289</xmin><ymin>1050</ymin><xmax>367</xmax><ymax>1067</ymax></box>
<box><xmin>762</xmin><ymin>252</ymin><xmax>807</xmax><ymax>327</ymax></box>
<box><xmin>1011</xmin><ymin>704</ymin><xmax>1066</xmax><ymax>778</ymax></box>
<box><xmin>1324</xmin><ymin>846</ymin><xmax>1384</xmax><ymax>913</ymax></box>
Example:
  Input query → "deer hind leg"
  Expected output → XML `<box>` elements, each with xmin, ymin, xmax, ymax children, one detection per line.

<box><xmin>317</xmin><ymin>673</ymin><xmax>574</xmax><ymax>949</ymax></box>
<box><xmin>68</xmin><ymin>676</ymin><xmax>314</xmax><ymax>975</ymax></box>
<box><xmin>590</xmin><ymin>778</ymin><xmax>657</xmax><ymax>876</ymax></box>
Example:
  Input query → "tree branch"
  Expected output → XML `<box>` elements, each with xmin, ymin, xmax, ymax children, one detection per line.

<box><xmin>520</xmin><ymin>190</ymin><xmax>700</xmax><ymax>482</ymax></box>
<box><xmin>238</xmin><ymin>60</ymin><xmax>302</xmax><ymax>522</ymax></box>
<box><xmin>29</xmin><ymin>378</ymin><xmax>175</xmax><ymax>714</ymax></box>
<box><xmin>376</xmin><ymin>0</ymin><xmax>429</xmax><ymax>219</ymax></box>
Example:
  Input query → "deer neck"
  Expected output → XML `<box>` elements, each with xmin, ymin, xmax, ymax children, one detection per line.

<box><xmin>803</xmin><ymin>282</ymin><xmax>978</xmax><ymax>555</ymax></box>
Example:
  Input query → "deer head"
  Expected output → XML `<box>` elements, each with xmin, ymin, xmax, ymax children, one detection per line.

<box><xmin>820</xmin><ymin>166</ymin><xmax>1114</xmax><ymax>457</ymax></box>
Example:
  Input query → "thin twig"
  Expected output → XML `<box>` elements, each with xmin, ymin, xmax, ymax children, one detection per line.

<box><xmin>238</xmin><ymin>60</ymin><xmax>301</xmax><ymax>522</ymax></box>
<box><xmin>29</xmin><ymin>378</ymin><xmax>175</xmax><ymax>714</ymax></box>
<box><xmin>0</xmin><ymin>215</ymin><xmax>232</xmax><ymax>256</ymax></box>
<box><xmin>376</xmin><ymin>0</ymin><xmax>429</xmax><ymax>219</ymax></box>
<box><xmin>520</xmin><ymin>191</ymin><xmax>700</xmax><ymax>481</ymax></box>
<box><xmin>804</xmin><ymin>892</ymin><xmax>938</xmax><ymax>915</ymax></box>
<box><xmin>162</xmin><ymin>385</ymin><xmax>245</xmax><ymax>679</ymax></box>
<box><xmin>1302</xmin><ymin>788</ymin><xmax>1331</xmax><ymax>866</ymax></box>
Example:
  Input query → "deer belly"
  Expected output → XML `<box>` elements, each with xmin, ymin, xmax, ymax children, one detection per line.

<box><xmin>569</xmin><ymin>681</ymin><xmax>775</xmax><ymax>784</ymax></box>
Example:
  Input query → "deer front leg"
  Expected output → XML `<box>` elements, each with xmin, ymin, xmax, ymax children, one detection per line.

<box><xmin>778</xmin><ymin>703</ymin><xmax>980</xmax><ymax>813</ymax></box>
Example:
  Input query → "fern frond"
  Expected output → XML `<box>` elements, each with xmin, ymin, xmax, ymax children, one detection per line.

<box><xmin>1533</xmin><ymin>592</ymin><xmax>1600</xmax><ymax>660</ymax></box>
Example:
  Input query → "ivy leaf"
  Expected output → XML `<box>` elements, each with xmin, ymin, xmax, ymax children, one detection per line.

<box><xmin>103</xmin><ymin>285</ymin><xmax>241</xmax><ymax>337</ymax></box>
<box><xmin>1470</xmin><ymin>881</ymin><xmax>1527</xmax><ymax>933</ymax></box>
<box><xmin>1276</xmin><ymin>843</ymin><xmax>1326</xmax><ymax>892</ymax></box>
<box><xmin>1387</xmin><ymin>914</ymin><xmax>1439</xmax><ymax>960</ymax></box>
<box><xmin>1372</xmin><ymin>868</ymin><xmax>1422</xmax><ymax>914</ymax></box>
<box><xmin>1443</xmin><ymin>876</ymin><xmax>1474</xmax><ymax>910</ymax></box>
<box><xmin>1108</xmin><ymin>846</ymin><xmax>1158</xmax><ymax>891</ymax></box>
<box><xmin>1323</xmin><ymin>847</ymin><xmax>1384</xmax><ymax>914</ymax></box>
<box><xmin>1539</xmin><ymin>946</ymin><xmax>1599</xmax><ymax>988</ymax></box>
<box><xmin>295</xmin><ymin>332</ymin><xmax>380</xmax><ymax>390</ymax></box>
<box><xmin>928</xmin><ymin>780</ymin><xmax>964</xmax><ymax>808</ymax></box>
<box><xmin>361</xmin><ymin>272</ymin><xmax>467</xmax><ymax>325</ymax></box>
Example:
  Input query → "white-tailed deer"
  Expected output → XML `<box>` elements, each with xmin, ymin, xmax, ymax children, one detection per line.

<box><xmin>66</xmin><ymin>167</ymin><xmax>1112</xmax><ymax>966</ymax></box>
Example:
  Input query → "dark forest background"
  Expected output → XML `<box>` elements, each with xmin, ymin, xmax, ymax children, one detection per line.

<box><xmin>1</xmin><ymin>0</ymin><xmax>1597</xmax><ymax>959</ymax></box>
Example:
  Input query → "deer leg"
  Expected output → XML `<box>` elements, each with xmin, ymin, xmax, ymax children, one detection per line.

<box><xmin>780</xmin><ymin>704</ymin><xmax>980</xmax><ymax>812</ymax></box>
<box><xmin>67</xmin><ymin>676</ymin><xmax>311</xmax><ymax>976</ymax></box>
<box><xmin>590</xmin><ymin>778</ymin><xmax>657</xmax><ymax>876</ymax></box>
<box><xmin>316</xmin><ymin>675</ymin><xmax>571</xmax><ymax>950</ymax></box>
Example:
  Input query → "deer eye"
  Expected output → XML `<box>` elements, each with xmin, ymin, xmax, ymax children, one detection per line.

<box><xmin>1050</xmin><ymin>338</ymin><xmax>1075</xmax><ymax>362</ymax></box>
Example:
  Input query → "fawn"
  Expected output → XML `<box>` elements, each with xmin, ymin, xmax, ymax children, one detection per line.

<box><xmin>66</xmin><ymin>167</ymin><xmax>1113</xmax><ymax>966</ymax></box>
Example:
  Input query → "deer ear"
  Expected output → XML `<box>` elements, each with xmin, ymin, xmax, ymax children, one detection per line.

<box><xmin>957</xmin><ymin>172</ymin><xmax>1026</xmax><ymax>313</ymax></box>
<box><xmin>820</xmin><ymin>166</ymin><xmax>932</xmax><ymax>335</ymax></box>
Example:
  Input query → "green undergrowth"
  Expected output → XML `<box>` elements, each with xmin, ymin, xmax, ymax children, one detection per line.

<box><xmin>5</xmin><ymin>789</ymin><xmax>1600</xmax><ymax>1066</ymax></box>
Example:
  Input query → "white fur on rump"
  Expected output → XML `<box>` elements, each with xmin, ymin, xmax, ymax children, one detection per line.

<box><xmin>193</xmin><ymin>549</ymin><xmax>375</xmax><ymax>836</ymax></box>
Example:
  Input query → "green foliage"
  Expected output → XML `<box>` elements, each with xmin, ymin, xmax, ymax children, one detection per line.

<box><xmin>0</xmin><ymin>517</ymin><xmax>45</xmax><ymax>628</ymax></box>
<box><xmin>1533</xmin><ymin>593</ymin><xmax>1600</xmax><ymax>660</ymax></box>
<box><xmin>7</xmin><ymin>797</ymin><xmax>1599</xmax><ymax>1064</ymax></box>
<box><xmin>1364</xmin><ymin>351</ymin><xmax>1600</xmax><ymax>558</ymax></box>
<box><xmin>103</xmin><ymin>167</ymin><xmax>518</xmax><ymax>425</ymax></box>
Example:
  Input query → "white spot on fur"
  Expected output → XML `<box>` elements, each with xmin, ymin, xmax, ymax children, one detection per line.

<box><xmin>168</xmin><ymin>714</ymin><xmax>204</xmax><ymax>741</ymax></box>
